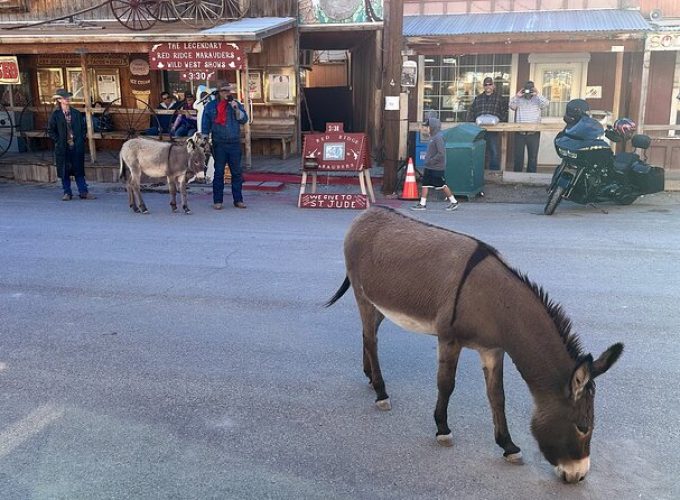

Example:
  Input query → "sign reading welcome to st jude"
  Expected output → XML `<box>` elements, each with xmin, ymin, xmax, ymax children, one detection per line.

<box><xmin>149</xmin><ymin>42</ymin><xmax>244</xmax><ymax>81</ymax></box>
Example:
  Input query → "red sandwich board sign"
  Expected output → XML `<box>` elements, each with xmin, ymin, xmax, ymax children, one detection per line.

<box><xmin>298</xmin><ymin>122</ymin><xmax>375</xmax><ymax>209</ymax></box>
<box><xmin>149</xmin><ymin>42</ymin><xmax>245</xmax><ymax>80</ymax></box>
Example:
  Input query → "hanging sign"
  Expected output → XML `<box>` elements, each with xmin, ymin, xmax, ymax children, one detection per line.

<box><xmin>149</xmin><ymin>42</ymin><xmax>245</xmax><ymax>72</ymax></box>
<box><xmin>0</xmin><ymin>56</ymin><xmax>20</xmax><ymax>84</ymax></box>
<box><xmin>401</xmin><ymin>60</ymin><xmax>417</xmax><ymax>87</ymax></box>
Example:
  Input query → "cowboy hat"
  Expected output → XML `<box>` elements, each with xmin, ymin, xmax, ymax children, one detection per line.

<box><xmin>53</xmin><ymin>88</ymin><xmax>73</xmax><ymax>100</ymax></box>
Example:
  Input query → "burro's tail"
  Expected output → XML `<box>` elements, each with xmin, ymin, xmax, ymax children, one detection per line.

<box><xmin>325</xmin><ymin>276</ymin><xmax>350</xmax><ymax>307</ymax></box>
<box><xmin>118</xmin><ymin>151</ymin><xmax>127</xmax><ymax>181</ymax></box>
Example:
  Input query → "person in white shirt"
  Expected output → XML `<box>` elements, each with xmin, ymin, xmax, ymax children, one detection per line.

<box><xmin>509</xmin><ymin>81</ymin><xmax>549</xmax><ymax>173</ymax></box>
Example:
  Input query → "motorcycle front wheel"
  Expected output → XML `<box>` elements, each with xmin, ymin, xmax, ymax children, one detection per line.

<box><xmin>544</xmin><ymin>185</ymin><xmax>565</xmax><ymax>215</ymax></box>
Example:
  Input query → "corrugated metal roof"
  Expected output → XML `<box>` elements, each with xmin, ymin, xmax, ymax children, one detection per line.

<box><xmin>404</xmin><ymin>9</ymin><xmax>650</xmax><ymax>37</ymax></box>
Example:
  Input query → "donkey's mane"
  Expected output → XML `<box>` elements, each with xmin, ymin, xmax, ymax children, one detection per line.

<box><xmin>373</xmin><ymin>205</ymin><xmax>584</xmax><ymax>360</ymax></box>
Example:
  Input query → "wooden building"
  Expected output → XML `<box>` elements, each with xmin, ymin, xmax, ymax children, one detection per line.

<box><xmin>0</xmin><ymin>0</ymin><xmax>299</xmax><ymax>172</ymax></box>
<box><xmin>0</xmin><ymin>0</ymin><xmax>389</xmax><ymax>180</ymax></box>
<box><xmin>401</xmin><ymin>0</ymin><xmax>678</xmax><ymax>187</ymax></box>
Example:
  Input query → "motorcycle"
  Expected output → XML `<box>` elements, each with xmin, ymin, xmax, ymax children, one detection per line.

<box><xmin>544</xmin><ymin>111</ymin><xmax>665</xmax><ymax>215</ymax></box>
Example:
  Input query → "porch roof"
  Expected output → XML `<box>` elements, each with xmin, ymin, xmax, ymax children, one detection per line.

<box><xmin>0</xmin><ymin>16</ymin><xmax>296</xmax><ymax>45</ymax></box>
<box><xmin>403</xmin><ymin>9</ymin><xmax>650</xmax><ymax>37</ymax></box>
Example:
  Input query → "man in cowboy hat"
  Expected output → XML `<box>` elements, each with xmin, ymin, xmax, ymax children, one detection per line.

<box><xmin>48</xmin><ymin>89</ymin><xmax>95</xmax><ymax>200</ymax></box>
<box><xmin>201</xmin><ymin>82</ymin><xmax>248</xmax><ymax>209</ymax></box>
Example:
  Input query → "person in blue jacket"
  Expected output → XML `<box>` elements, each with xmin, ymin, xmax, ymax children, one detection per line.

<box><xmin>201</xmin><ymin>82</ymin><xmax>249</xmax><ymax>209</ymax></box>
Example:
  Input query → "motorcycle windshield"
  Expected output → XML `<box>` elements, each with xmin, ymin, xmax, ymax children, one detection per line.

<box><xmin>555</xmin><ymin>116</ymin><xmax>611</xmax><ymax>159</ymax></box>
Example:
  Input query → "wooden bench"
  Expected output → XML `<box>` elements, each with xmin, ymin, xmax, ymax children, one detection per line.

<box><xmin>247</xmin><ymin>118</ymin><xmax>296</xmax><ymax>160</ymax></box>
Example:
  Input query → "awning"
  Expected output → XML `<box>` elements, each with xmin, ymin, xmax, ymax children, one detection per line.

<box><xmin>404</xmin><ymin>9</ymin><xmax>650</xmax><ymax>37</ymax></box>
<box><xmin>0</xmin><ymin>17</ymin><xmax>296</xmax><ymax>46</ymax></box>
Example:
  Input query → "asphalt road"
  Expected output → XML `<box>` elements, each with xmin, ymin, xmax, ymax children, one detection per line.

<box><xmin>0</xmin><ymin>182</ymin><xmax>678</xmax><ymax>500</ymax></box>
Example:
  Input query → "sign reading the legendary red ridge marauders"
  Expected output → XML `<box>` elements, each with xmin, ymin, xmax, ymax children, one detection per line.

<box><xmin>149</xmin><ymin>42</ymin><xmax>245</xmax><ymax>73</ymax></box>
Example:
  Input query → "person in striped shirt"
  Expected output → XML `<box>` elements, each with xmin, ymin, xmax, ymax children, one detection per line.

<box><xmin>509</xmin><ymin>81</ymin><xmax>550</xmax><ymax>173</ymax></box>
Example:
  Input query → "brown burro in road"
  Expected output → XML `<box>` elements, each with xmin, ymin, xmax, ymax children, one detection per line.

<box><xmin>326</xmin><ymin>205</ymin><xmax>623</xmax><ymax>483</ymax></box>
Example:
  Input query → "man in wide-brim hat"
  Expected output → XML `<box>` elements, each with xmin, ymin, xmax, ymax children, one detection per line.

<box><xmin>201</xmin><ymin>81</ymin><xmax>248</xmax><ymax>209</ymax></box>
<box><xmin>47</xmin><ymin>88</ymin><xmax>95</xmax><ymax>200</ymax></box>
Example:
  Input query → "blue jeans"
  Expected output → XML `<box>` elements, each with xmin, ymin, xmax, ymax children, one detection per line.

<box><xmin>172</xmin><ymin>124</ymin><xmax>197</xmax><ymax>137</ymax></box>
<box><xmin>61</xmin><ymin>147</ymin><xmax>88</xmax><ymax>196</ymax></box>
<box><xmin>212</xmin><ymin>141</ymin><xmax>243</xmax><ymax>205</ymax></box>
<box><xmin>485</xmin><ymin>132</ymin><xmax>500</xmax><ymax>171</ymax></box>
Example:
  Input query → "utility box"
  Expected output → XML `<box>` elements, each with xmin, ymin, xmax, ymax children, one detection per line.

<box><xmin>442</xmin><ymin>123</ymin><xmax>486</xmax><ymax>198</ymax></box>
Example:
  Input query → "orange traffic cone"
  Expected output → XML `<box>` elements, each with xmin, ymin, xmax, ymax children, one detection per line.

<box><xmin>399</xmin><ymin>158</ymin><xmax>419</xmax><ymax>200</ymax></box>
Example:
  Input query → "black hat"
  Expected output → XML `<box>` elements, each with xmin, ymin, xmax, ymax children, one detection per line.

<box><xmin>53</xmin><ymin>88</ymin><xmax>72</xmax><ymax>100</ymax></box>
<box><xmin>483</xmin><ymin>77</ymin><xmax>494</xmax><ymax>85</ymax></box>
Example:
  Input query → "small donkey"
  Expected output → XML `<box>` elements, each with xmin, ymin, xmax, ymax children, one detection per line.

<box><xmin>326</xmin><ymin>206</ymin><xmax>623</xmax><ymax>483</ymax></box>
<box><xmin>119</xmin><ymin>132</ymin><xmax>209</xmax><ymax>214</ymax></box>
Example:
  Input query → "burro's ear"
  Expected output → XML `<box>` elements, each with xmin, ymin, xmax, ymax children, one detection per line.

<box><xmin>570</xmin><ymin>354</ymin><xmax>593</xmax><ymax>401</ymax></box>
<box><xmin>592</xmin><ymin>342</ymin><xmax>624</xmax><ymax>378</ymax></box>
<box><xmin>186</xmin><ymin>138</ymin><xmax>196</xmax><ymax>152</ymax></box>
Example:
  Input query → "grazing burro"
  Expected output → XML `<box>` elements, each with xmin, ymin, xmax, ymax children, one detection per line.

<box><xmin>326</xmin><ymin>206</ymin><xmax>623</xmax><ymax>483</ymax></box>
<box><xmin>119</xmin><ymin>132</ymin><xmax>210</xmax><ymax>214</ymax></box>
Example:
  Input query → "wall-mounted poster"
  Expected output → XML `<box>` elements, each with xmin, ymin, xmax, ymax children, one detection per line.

<box><xmin>248</xmin><ymin>71</ymin><xmax>262</xmax><ymax>101</ymax></box>
<box><xmin>268</xmin><ymin>73</ymin><xmax>294</xmax><ymax>103</ymax></box>
<box><xmin>96</xmin><ymin>71</ymin><xmax>121</xmax><ymax>103</ymax></box>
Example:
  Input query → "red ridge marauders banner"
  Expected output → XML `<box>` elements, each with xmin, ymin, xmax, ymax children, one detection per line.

<box><xmin>149</xmin><ymin>42</ymin><xmax>245</xmax><ymax>80</ymax></box>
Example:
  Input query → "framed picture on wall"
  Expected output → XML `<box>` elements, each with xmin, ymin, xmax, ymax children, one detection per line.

<box><xmin>267</xmin><ymin>72</ymin><xmax>295</xmax><ymax>104</ymax></box>
<box><xmin>65</xmin><ymin>68</ymin><xmax>85</xmax><ymax>103</ymax></box>
<box><xmin>248</xmin><ymin>71</ymin><xmax>263</xmax><ymax>101</ymax></box>
<box><xmin>36</xmin><ymin>68</ymin><xmax>64</xmax><ymax>103</ymax></box>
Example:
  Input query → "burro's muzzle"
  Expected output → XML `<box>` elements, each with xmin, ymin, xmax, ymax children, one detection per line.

<box><xmin>555</xmin><ymin>457</ymin><xmax>590</xmax><ymax>483</ymax></box>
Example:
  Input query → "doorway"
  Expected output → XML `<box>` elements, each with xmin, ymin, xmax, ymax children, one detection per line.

<box><xmin>530</xmin><ymin>54</ymin><xmax>589</xmax><ymax>167</ymax></box>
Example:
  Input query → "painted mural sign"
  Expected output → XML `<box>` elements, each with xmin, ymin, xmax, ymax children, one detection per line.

<box><xmin>648</xmin><ymin>32</ymin><xmax>680</xmax><ymax>51</ymax></box>
<box><xmin>299</xmin><ymin>0</ymin><xmax>383</xmax><ymax>24</ymax></box>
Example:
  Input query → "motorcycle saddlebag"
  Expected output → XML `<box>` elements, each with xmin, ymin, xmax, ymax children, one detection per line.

<box><xmin>630</xmin><ymin>162</ymin><xmax>665</xmax><ymax>194</ymax></box>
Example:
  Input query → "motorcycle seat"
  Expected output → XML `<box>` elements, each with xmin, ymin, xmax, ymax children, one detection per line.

<box><xmin>613</xmin><ymin>151</ymin><xmax>640</xmax><ymax>173</ymax></box>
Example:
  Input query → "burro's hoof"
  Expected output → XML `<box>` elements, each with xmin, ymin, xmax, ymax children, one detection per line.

<box><xmin>375</xmin><ymin>398</ymin><xmax>391</xmax><ymax>411</ymax></box>
<box><xmin>436</xmin><ymin>433</ymin><xmax>454</xmax><ymax>447</ymax></box>
<box><xmin>504</xmin><ymin>451</ymin><xmax>523</xmax><ymax>465</ymax></box>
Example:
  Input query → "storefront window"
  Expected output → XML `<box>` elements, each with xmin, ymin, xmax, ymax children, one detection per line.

<box><xmin>423</xmin><ymin>54</ymin><xmax>511</xmax><ymax>123</ymax></box>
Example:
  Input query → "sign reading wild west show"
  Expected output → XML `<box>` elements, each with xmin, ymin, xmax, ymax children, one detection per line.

<box><xmin>149</xmin><ymin>42</ymin><xmax>245</xmax><ymax>81</ymax></box>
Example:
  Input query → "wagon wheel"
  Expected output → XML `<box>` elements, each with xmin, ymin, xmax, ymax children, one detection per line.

<box><xmin>18</xmin><ymin>99</ymin><xmax>56</xmax><ymax>161</ymax></box>
<box><xmin>0</xmin><ymin>102</ymin><xmax>14</xmax><ymax>158</ymax></box>
<box><xmin>173</xmin><ymin>0</ymin><xmax>225</xmax><ymax>28</ymax></box>
<box><xmin>107</xmin><ymin>97</ymin><xmax>162</xmax><ymax>141</ymax></box>
<box><xmin>224</xmin><ymin>0</ymin><xmax>250</xmax><ymax>19</ymax></box>
<box><xmin>111</xmin><ymin>0</ymin><xmax>160</xmax><ymax>31</ymax></box>
<box><xmin>152</xmin><ymin>0</ymin><xmax>179</xmax><ymax>22</ymax></box>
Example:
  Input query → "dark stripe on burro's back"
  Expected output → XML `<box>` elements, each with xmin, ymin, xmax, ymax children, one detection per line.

<box><xmin>450</xmin><ymin>243</ymin><xmax>492</xmax><ymax>325</ymax></box>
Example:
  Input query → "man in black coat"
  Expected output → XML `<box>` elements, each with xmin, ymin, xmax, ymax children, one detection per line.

<box><xmin>48</xmin><ymin>89</ymin><xmax>95</xmax><ymax>201</ymax></box>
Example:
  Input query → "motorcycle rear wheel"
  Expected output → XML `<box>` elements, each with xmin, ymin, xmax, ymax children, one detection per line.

<box><xmin>544</xmin><ymin>185</ymin><xmax>565</xmax><ymax>215</ymax></box>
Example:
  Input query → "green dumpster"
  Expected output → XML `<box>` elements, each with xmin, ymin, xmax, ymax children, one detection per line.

<box><xmin>442</xmin><ymin>123</ymin><xmax>486</xmax><ymax>198</ymax></box>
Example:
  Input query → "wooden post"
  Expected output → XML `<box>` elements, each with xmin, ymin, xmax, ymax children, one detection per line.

<box><xmin>79</xmin><ymin>51</ymin><xmax>96</xmax><ymax>163</ymax></box>
<box><xmin>381</xmin><ymin>0</ymin><xmax>404</xmax><ymax>195</ymax></box>
<box><xmin>612</xmin><ymin>51</ymin><xmax>624</xmax><ymax>119</ymax></box>
<box><xmin>637</xmin><ymin>40</ymin><xmax>652</xmax><ymax>134</ymax></box>
<box><xmin>242</xmin><ymin>56</ymin><xmax>252</xmax><ymax>170</ymax></box>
